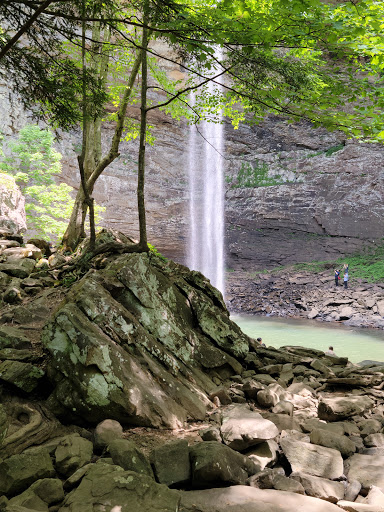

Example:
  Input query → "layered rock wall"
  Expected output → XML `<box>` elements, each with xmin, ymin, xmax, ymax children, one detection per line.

<box><xmin>1</xmin><ymin>68</ymin><xmax>383</xmax><ymax>273</ymax></box>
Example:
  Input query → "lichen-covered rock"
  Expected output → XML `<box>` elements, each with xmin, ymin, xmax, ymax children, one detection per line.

<box><xmin>0</xmin><ymin>360</ymin><xmax>44</xmax><ymax>392</ymax></box>
<box><xmin>42</xmin><ymin>253</ymin><xmax>251</xmax><ymax>427</ymax></box>
<box><xmin>0</xmin><ymin>326</ymin><xmax>32</xmax><ymax>350</ymax></box>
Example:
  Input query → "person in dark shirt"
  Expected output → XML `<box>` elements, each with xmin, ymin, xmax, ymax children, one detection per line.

<box><xmin>257</xmin><ymin>337</ymin><xmax>266</xmax><ymax>348</ymax></box>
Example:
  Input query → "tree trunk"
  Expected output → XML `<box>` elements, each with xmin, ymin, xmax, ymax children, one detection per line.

<box><xmin>61</xmin><ymin>44</ymin><xmax>143</xmax><ymax>252</ymax></box>
<box><xmin>137</xmin><ymin>0</ymin><xmax>149</xmax><ymax>251</ymax></box>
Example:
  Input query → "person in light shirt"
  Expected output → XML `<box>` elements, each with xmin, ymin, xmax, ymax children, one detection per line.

<box><xmin>325</xmin><ymin>346</ymin><xmax>336</xmax><ymax>356</ymax></box>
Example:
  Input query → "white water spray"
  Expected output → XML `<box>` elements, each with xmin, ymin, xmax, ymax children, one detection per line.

<box><xmin>188</xmin><ymin>81</ymin><xmax>225</xmax><ymax>295</ymax></box>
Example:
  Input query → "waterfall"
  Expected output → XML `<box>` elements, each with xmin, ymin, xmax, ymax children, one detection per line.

<box><xmin>188</xmin><ymin>85</ymin><xmax>225</xmax><ymax>296</ymax></box>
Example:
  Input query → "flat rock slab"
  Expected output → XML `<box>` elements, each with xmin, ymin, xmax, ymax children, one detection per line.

<box><xmin>179</xmin><ymin>486</ymin><xmax>343</xmax><ymax>511</ymax></box>
<box><xmin>290</xmin><ymin>472</ymin><xmax>345</xmax><ymax>503</ymax></box>
<box><xmin>346</xmin><ymin>454</ymin><xmax>384</xmax><ymax>490</ymax></box>
<box><xmin>221</xmin><ymin>404</ymin><xmax>279</xmax><ymax>450</ymax></box>
<box><xmin>318</xmin><ymin>396</ymin><xmax>374</xmax><ymax>422</ymax></box>
<box><xmin>280</xmin><ymin>438</ymin><xmax>344</xmax><ymax>480</ymax></box>
<box><xmin>337</xmin><ymin>502</ymin><xmax>384</xmax><ymax>512</ymax></box>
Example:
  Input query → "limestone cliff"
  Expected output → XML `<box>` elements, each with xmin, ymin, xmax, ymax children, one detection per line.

<box><xmin>1</xmin><ymin>77</ymin><xmax>383</xmax><ymax>275</ymax></box>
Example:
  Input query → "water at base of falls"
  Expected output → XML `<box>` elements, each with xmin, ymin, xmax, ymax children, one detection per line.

<box><xmin>187</xmin><ymin>94</ymin><xmax>225</xmax><ymax>296</ymax></box>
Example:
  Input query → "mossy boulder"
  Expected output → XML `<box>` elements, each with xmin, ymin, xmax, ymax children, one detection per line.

<box><xmin>59</xmin><ymin>463</ymin><xmax>180</xmax><ymax>512</ymax></box>
<box><xmin>42</xmin><ymin>253</ymin><xmax>251</xmax><ymax>427</ymax></box>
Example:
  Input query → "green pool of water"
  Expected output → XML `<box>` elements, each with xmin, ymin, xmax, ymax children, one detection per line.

<box><xmin>231</xmin><ymin>314</ymin><xmax>384</xmax><ymax>364</ymax></box>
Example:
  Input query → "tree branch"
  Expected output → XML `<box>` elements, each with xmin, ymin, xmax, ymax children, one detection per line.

<box><xmin>0</xmin><ymin>0</ymin><xmax>54</xmax><ymax>60</ymax></box>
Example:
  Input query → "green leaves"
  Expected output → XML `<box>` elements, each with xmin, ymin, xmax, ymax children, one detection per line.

<box><xmin>0</xmin><ymin>125</ymin><xmax>75</xmax><ymax>241</ymax></box>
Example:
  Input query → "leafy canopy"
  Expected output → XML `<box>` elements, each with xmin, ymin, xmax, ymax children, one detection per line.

<box><xmin>0</xmin><ymin>125</ymin><xmax>74</xmax><ymax>241</ymax></box>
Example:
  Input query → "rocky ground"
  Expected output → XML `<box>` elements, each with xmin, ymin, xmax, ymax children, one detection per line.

<box><xmin>2</xmin><ymin>229</ymin><xmax>384</xmax><ymax>511</ymax></box>
<box><xmin>227</xmin><ymin>268</ymin><xmax>384</xmax><ymax>330</ymax></box>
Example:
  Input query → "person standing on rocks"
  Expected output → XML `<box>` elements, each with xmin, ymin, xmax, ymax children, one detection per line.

<box><xmin>325</xmin><ymin>346</ymin><xmax>336</xmax><ymax>356</ymax></box>
<box><xmin>344</xmin><ymin>268</ymin><xmax>349</xmax><ymax>289</ymax></box>
<box><xmin>334</xmin><ymin>269</ymin><xmax>340</xmax><ymax>286</ymax></box>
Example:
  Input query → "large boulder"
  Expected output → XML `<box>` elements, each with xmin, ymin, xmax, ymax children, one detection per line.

<box><xmin>151</xmin><ymin>440</ymin><xmax>190</xmax><ymax>487</ymax></box>
<box><xmin>0</xmin><ymin>450</ymin><xmax>55</xmax><ymax>496</ymax></box>
<box><xmin>189</xmin><ymin>441</ymin><xmax>257</xmax><ymax>488</ymax></box>
<box><xmin>42</xmin><ymin>252</ymin><xmax>251</xmax><ymax>427</ymax></box>
<box><xmin>220</xmin><ymin>404</ymin><xmax>279</xmax><ymax>451</ymax></box>
<box><xmin>108</xmin><ymin>439</ymin><xmax>153</xmax><ymax>478</ymax></box>
<box><xmin>345</xmin><ymin>453</ymin><xmax>384</xmax><ymax>491</ymax></box>
<box><xmin>0</xmin><ymin>173</ymin><xmax>26</xmax><ymax>234</ymax></box>
<box><xmin>0</xmin><ymin>326</ymin><xmax>32</xmax><ymax>350</ymax></box>
<box><xmin>280</xmin><ymin>438</ymin><xmax>344</xmax><ymax>480</ymax></box>
<box><xmin>59</xmin><ymin>462</ymin><xmax>180</xmax><ymax>512</ymax></box>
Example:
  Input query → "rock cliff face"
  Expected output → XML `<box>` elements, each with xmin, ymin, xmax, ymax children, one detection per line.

<box><xmin>1</xmin><ymin>76</ymin><xmax>383</xmax><ymax>274</ymax></box>
<box><xmin>0</xmin><ymin>173</ymin><xmax>26</xmax><ymax>234</ymax></box>
<box><xmin>224</xmin><ymin>120</ymin><xmax>384</xmax><ymax>271</ymax></box>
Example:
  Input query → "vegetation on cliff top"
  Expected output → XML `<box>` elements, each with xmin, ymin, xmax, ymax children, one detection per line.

<box><xmin>262</xmin><ymin>244</ymin><xmax>384</xmax><ymax>283</ymax></box>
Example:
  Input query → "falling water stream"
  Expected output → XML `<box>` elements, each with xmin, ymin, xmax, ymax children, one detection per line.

<box><xmin>187</xmin><ymin>81</ymin><xmax>225</xmax><ymax>295</ymax></box>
